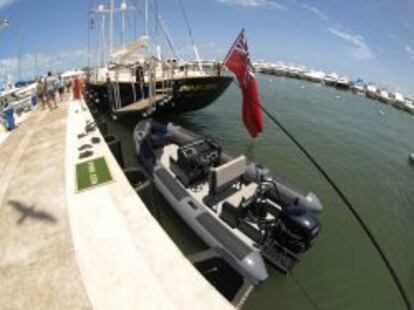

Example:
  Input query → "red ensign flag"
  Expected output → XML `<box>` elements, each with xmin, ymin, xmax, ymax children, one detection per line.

<box><xmin>224</xmin><ymin>29</ymin><xmax>263</xmax><ymax>138</ymax></box>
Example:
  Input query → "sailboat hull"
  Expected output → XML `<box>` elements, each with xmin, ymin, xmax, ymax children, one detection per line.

<box><xmin>84</xmin><ymin>75</ymin><xmax>233</xmax><ymax>115</ymax></box>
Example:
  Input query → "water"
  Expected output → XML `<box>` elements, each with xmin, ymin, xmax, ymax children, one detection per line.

<box><xmin>105</xmin><ymin>75</ymin><xmax>414</xmax><ymax>309</ymax></box>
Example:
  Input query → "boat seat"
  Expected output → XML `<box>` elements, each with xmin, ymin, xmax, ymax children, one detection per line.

<box><xmin>225</xmin><ymin>183</ymin><xmax>258</xmax><ymax>208</ymax></box>
<box><xmin>220</xmin><ymin>201</ymin><xmax>240</xmax><ymax>228</ymax></box>
<box><xmin>209</xmin><ymin>155</ymin><xmax>247</xmax><ymax>195</ymax></box>
<box><xmin>239</xmin><ymin>221</ymin><xmax>263</xmax><ymax>244</ymax></box>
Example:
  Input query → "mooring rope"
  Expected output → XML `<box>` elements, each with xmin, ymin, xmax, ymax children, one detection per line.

<box><xmin>261</xmin><ymin>104</ymin><xmax>412</xmax><ymax>310</ymax></box>
<box><xmin>176</xmin><ymin>0</ymin><xmax>197</xmax><ymax>54</ymax></box>
<box><xmin>290</xmin><ymin>273</ymin><xmax>321</xmax><ymax>310</ymax></box>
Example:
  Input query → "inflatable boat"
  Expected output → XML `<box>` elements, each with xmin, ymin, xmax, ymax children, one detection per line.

<box><xmin>134</xmin><ymin>120</ymin><xmax>323</xmax><ymax>283</ymax></box>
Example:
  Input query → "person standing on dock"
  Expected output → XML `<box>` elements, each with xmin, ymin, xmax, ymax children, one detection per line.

<box><xmin>57</xmin><ymin>76</ymin><xmax>66</xmax><ymax>103</ymax></box>
<box><xmin>72</xmin><ymin>75</ymin><xmax>83</xmax><ymax>101</ymax></box>
<box><xmin>45</xmin><ymin>72</ymin><xmax>58</xmax><ymax>110</ymax></box>
<box><xmin>36</xmin><ymin>78</ymin><xmax>46</xmax><ymax>110</ymax></box>
<box><xmin>3</xmin><ymin>99</ymin><xmax>16</xmax><ymax>131</ymax></box>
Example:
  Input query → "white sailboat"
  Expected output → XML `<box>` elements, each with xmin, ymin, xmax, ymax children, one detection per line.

<box><xmin>391</xmin><ymin>92</ymin><xmax>405</xmax><ymax>109</ymax></box>
<box><xmin>303</xmin><ymin>70</ymin><xmax>326</xmax><ymax>83</ymax></box>
<box><xmin>336</xmin><ymin>76</ymin><xmax>351</xmax><ymax>89</ymax></box>
<box><xmin>366</xmin><ymin>84</ymin><xmax>379</xmax><ymax>100</ymax></box>
<box><xmin>323</xmin><ymin>72</ymin><xmax>339</xmax><ymax>86</ymax></box>
<box><xmin>85</xmin><ymin>0</ymin><xmax>232</xmax><ymax>117</ymax></box>
<box><xmin>403</xmin><ymin>98</ymin><xmax>414</xmax><ymax>114</ymax></box>
<box><xmin>378</xmin><ymin>89</ymin><xmax>391</xmax><ymax>104</ymax></box>
<box><xmin>352</xmin><ymin>79</ymin><xmax>366</xmax><ymax>95</ymax></box>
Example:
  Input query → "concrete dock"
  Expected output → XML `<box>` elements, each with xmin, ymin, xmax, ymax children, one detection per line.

<box><xmin>0</xmin><ymin>101</ymin><xmax>233</xmax><ymax>309</ymax></box>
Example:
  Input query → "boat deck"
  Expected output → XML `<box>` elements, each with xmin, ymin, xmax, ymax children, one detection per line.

<box><xmin>114</xmin><ymin>94</ymin><xmax>169</xmax><ymax>115</ymax></box>
<box><xmin>0</xmin><ymin>99</ymin><xmax>233</xmax><ymax>309</ymax></box>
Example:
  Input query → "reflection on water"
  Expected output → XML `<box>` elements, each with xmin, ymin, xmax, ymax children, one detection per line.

<box><xmin>105</xmin><ymin>75</ymin><xmax>414</xmax><ymax>310</ymax></box>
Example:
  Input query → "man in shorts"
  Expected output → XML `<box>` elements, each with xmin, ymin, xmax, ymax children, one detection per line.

<box><xmin>57</xmin><ymin>75</ymin><xmax>66</xmax><ymax>102</ymax></box>
<box><xmin>36</xmin><ymin>78</ymin><xmax>46</xmax><ymax>110</ymax></box>
<box><xmin>44</xmin><ymin>71</ymin><xmax>58</xmax><ymax>109</ymax></box>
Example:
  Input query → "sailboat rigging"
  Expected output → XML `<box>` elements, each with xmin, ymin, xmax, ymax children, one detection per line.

<box><xmin>84</xmin><ymin>0</ymin><xmax>233</xmax><ymax>117</ymax></box>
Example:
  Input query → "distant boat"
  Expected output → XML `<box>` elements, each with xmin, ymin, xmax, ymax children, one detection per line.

<box><xmin>366</xmin><ymin>85</ymin><xmax>379</xmax><ymax>100</ymax></box>
<box><xmin>378</xmin><ymin>90</ymin><xmax>391</xmax><ymax>104</ymax></box>
<box><xmin>352</xmin><ymin>79</ymin><xmax>366</xmax><ymax>95</ymax></box>
<box><xmin>272</xmin><ymin>64</ymin><xmax>290</xmax><ymax>76</ymax></box>
<box><xmin>409</xmin><ymin>153</ymin><xmax>414</xmax><ymax>165</ymax></box>
<box><xmin>287</xmin><ymin>66</ymin><xmax>306</xmax><ymax>79</ymax></box>
<box><xmin>262</xmin><ymin>63</ymin><xmax>288</xmax><ymax>76</ymax></box>
<box><xmin>403</xmin><ymin>98</ymin><xmax>414</xmax><ymax>114</ymax></box>
<box><xmin>323</xmin><ymin>73</ymin><xmax>339</xmax><ymax>87</ymax></box>
<box><xmin>336</xmin><ymin>76</ymin><xmax>351</xmax><ymax>89</ymax></box>
<box><xmin>390</xmin><ymin>92</ymin><xmax>405</xmax><ymax>109</ymax></box>
<box><xmin>303</xmin><ymin>70</ymin><xmax>326</xmax><ymax>83</ymax></box>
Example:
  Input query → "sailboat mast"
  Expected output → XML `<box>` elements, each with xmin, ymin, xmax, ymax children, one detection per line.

<box><xmin>121</xmin><ymin>1</ymin><xmax>126</xmax><ymax>49</ymax></box>
<box><xmin>100</xmin><ymin>14</ymin><xmax>106</xmax><ymax>66</ymax></box>
<box><xmin>145</xmin><ymin>0</ymin><xmax>149</xmax><ymax>37</ymax></box>
<box><xmin>17</xmin><ymin>27</ymin><xmax>24</xmax><ymax>80</ymax></box>
<box><xmin>109</xmin><ymin>0</ymin><xmax>115</xmax><ymax>55</ymax></box>
<box><xmin>177</xmin><ymin>0</ymin><xmax>202</xmax><ymax>70</ymax></box>
<box><xmin>34</xmin><ymin>53</ymin><xmax>38</xmax><ymax>78</ymax></box>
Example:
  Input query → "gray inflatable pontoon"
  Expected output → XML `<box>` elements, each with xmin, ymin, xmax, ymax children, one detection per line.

<box><xmin>134</xmin><ymin>119</ymin><xmax>323</xmax><ymax>282</ymax></box>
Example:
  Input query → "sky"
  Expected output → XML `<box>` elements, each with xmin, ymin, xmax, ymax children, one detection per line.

<box><xmin>0</xmin><ymin>0</ymin><xmax>413</xmax><ymax>95</ymax></box>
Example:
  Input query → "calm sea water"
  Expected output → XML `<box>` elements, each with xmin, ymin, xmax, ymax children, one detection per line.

<box><xmin>105</xmin><ymin>75</ymin><xmax>414</xmax><ymax>309</ymax></box>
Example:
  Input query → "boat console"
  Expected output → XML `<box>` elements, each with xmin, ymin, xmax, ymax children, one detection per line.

<box><xmin>170</xmin><ymin>138</ymin><xmax>222</xmax><ymax>187</ymax></box>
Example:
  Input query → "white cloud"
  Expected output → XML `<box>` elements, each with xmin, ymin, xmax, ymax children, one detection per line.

<box><xmin>216</xmin><ymin>0</ymin><xmax>287</xmax><ymax>11</ymax></box>
<box><xmin>0</xmin><ymin>48</ymin><xmax>88</xmax><ymax>80</ymax></box>
<box><xmin>327</xmin><ymin>27</ymin><xmax>373</xmax><ymax>60</ymax></box>
<box><xmin>404</xmin><ymin>44</ymin><xmax>414</xmax><ymax>59</ymax></box>
<box><xmin>301</xmin><ymin>2</ymin><xmax>328</xmax><ymax>21</ymax></box>
<box><xmin>0</xmin><ymin>0</ymin><xmax>18</xmax><ymax>10</ymax></box>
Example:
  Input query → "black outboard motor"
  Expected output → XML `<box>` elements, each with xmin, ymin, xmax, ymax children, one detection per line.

<box><xmin>244</xmin><ymin>173</ymin><xmax>323</xmax><ymax>273</ymax></box>
<box><xmin>260</xmin><ymin>178</ymin><xmax>322</xmax><ymax>254</ymax></box>
<box><xmin>273</xmin><ymin>210</ymin><xmax>321</xmax><ymax>253</ymax></box>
